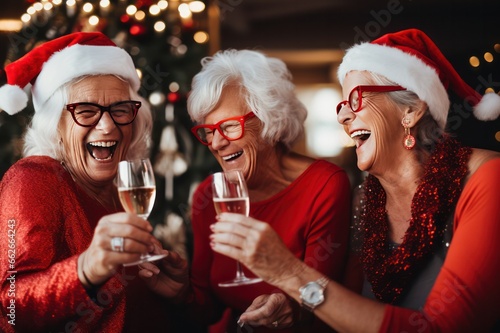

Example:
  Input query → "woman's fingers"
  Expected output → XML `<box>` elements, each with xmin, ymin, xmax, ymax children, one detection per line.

<box><xmin>94</xmin><ymin>213</ymin><xmax>156</xmax><ymax>252</ymax></box>
<box><xmin>101</xmin><ymin>212</ymin><xmax>153</xmax><ymax>232</ymax></box>
<box><xmin>239</xmin><ymin>293</ymin><xmax>294</xmax><ymax>328</ymax></box>
<box><xmin>210</xmin><ymin>214</ymin><xmax>303</xmax><ymax>285</ymax></box>
<box><xmin>84</xmin><ymin>212</ymin><xmax>159</xmax><ymax>279</ymax></box>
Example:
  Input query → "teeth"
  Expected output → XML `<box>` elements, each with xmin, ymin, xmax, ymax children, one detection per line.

<box><xmin>351</xmin><ymin>130</ymin><xmax>371</xmax><ymax>138</ymax></box>
<box><xmin>222</xmin><ymin>152</ymin><xmax>242</xmax><ymax>161</ymax></box>
<box><xmin>94</xmin><ymin>155</ymin><xmax>113</xmax><ymax>161</ymax></box>
<box><xmin>89</xmin><ymin>141</ymin><xmax>117</xmax><ymax>147</ymax></box>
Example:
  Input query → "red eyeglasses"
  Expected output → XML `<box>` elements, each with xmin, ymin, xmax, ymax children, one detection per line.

<box><xmin>336</xmin><ymin>85</ymin><xmax>406</xmax><ymax>114</ymax></box>
<box><xmin>191</xmin><ymin>112</ymin><xmax>256</xmax><ymax>145</ymax></box>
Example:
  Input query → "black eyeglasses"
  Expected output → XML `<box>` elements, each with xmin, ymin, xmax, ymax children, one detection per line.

<box><xmin>336</xmin><ymin>85</ymin><xmax>406</xmax><ymax>114</ymax></box>
<box><xmin>191</xmin><ymin>112</ymin><xmax>256</xmax><ymax>145</ymax></box>
<box><xmin>66</xmin><ymin>100</ymin><xmax>141</xmax><ymax>127</ymax></box>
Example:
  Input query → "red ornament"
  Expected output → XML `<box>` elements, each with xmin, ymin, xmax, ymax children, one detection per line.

<box><xmin>167</xmin><ymin>92</ymin><xmax>180</xmax><ymax>103</ymax></box>
<box><xmin>135</xmin><ymin>0</ymin><xmax>154</xmax><ymax>9</ymax></box>
<box><xmin>130</xmin><ymin>24</ymin><xmax>147</xmax><ymax>36</ymax></box>
<box><xmin>120</xmin><ymin>14</ymin><xmax>131</xmax><ymax>24</ymax></box>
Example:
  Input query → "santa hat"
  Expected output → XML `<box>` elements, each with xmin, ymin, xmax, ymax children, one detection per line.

<box><xmin>0</xmin><ymin>32</ymin><xmax>140</xmax><ymax>115</ymax></box>
<box><xmin>337</xmin><ymin>28</ymin><xmax>500</xmax><ymax>129</ymax></box>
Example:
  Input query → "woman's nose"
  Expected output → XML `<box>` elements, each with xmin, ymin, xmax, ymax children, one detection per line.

<box><xmin>210</xmin><ymin>130</ymin><xmax>230</xmax><ymax>150</ymax></box>
<box><xmin>95</xmin><ymin>111</ymin><xmax>117</xmax><ymax>132</ymax></box>
<box><xmin>336</xmin><ymin>105</ymin><xmax>355</xmax><ymax>125</ymax></box>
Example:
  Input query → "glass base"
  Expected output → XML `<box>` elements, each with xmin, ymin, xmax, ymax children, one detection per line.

<box><xmin>218</xmin><ymin>276</ymin><xmax>263</xmax><ymax>287</ymax></box>
<box><xmin>123</xmin><ymin>253</ymin><xmax>168</xmax><ymax>267</ymax></box>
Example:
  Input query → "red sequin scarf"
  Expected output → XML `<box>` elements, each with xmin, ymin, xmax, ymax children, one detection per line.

<box><xmin>361</xmin><ymin>136</ymin><xmax>471</xmax><ymax>303</ymax></box>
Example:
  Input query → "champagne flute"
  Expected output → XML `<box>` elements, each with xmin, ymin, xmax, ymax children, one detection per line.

<box><xmin>116</xmin><ymin>158</ymin><xmax>167</xmax><ymax>266</ymax></box>
<box><xmin>212</xmin><ymin>170</ymin><xmax>263</xmax><ymax>287</ymax></box>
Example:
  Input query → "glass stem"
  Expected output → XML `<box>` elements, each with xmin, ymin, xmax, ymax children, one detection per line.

<box><xmin>235</xmin><ymin>261</ymin><xmax>246</xmax><ymax>280</ymax></box>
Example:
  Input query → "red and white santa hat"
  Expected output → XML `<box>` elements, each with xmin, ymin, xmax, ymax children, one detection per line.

<box><xmin>337</xmin><ymin>28</ymin><xmax>500</xmax><ymax>129</ymax></box>
<box><xmin>0</xmin><ymin>31</ymin><xmax>140</xmax><ymax>115</ymax></box>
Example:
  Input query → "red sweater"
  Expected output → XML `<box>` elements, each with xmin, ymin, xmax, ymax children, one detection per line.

<box><xmin>0</xmin><ymin>156</ymin><xmax>174</xmax><ymax>332</ymax></box>
<box><xmin>189</xmin><ymin>160</ymin><xmax>352</xmax><ymax>332</ymax></box>
<box><xmin>380</xmin><ymin>158</ymin><xmax>500</xmax><ymax>332</ymax></box>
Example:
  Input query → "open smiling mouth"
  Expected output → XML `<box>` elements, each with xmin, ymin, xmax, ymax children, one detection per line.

<box><xmin>222</xmin><ymin>151</ymin><xmax>243</xmax><ymax>162</ymax></box>
<box><xmin>86</xmin><ymin>141</ymin><xmax>117</xmax><ymax>161</ymax></box>
<box><xmin>351</xmin><ymin>130</ymin><xmax>371</xmax><ymax>148</ymax></box>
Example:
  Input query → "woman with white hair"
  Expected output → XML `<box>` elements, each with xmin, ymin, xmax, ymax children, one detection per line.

<box><xmin>141</xmin><ymin>49</ymin><xmax>353</xmax><ymax>332</ymax></box>
<box><xmin>0</xmin><ymin>32</ymin><xmax>178</xmax><ymax>332</ymax></box>
<box><xmin>208</xmin><ymin>29</ymin><xmax>500</xmax><ymax>332</ymax></box>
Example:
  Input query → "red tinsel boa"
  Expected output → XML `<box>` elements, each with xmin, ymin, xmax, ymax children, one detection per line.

<box><xmin>361</xmin><ymin>136</ymin><xmax>471</xmax><ymax>303</ymax></box>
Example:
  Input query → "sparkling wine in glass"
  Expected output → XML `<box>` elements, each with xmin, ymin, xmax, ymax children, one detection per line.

<box><xmin>117</xmin><ymin>158</ymin><xmax>167</xmax><ymax>266</ymax></box>
<box><xmin>212</xmin><ymin>170</ymin><xmax>263</xmax><ymax>287</ymax></box>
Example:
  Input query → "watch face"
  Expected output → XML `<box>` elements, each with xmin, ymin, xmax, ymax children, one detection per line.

<box><xmin>302</xmin><ymin>282</ymin><xmax>324</xmax><ymax>304</ymax></box>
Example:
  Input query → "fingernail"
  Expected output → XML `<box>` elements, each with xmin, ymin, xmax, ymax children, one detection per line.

<box><xmin>237</xmin><ymin>319</ymin><xmax>244</xmax><ymax>327</ymax></box>
<box><xmin>209</xmin><ymin>224</ymin><xmax>215</xmax><ymax>231</ymax></box>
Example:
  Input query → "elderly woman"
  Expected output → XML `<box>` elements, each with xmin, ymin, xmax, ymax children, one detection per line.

<box><xmin>0</xmin><ymin>32</ymin><xmax>176</xmax><ymax>332</ymax></box>
<box><xmin>141</xmin><ymin>49</ymin><xmax>352</xmax><ymax>332</ymax></box>
<box><xmin>208</xmin><ymin>29</ymin><xmax>500</xmax><ymax>332</ymax></box>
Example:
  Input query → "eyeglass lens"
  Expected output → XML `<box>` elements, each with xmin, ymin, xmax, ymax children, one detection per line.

<box><xmin>71</xmin><ymin>102</ymin><xmax>137</xmax><ymax>126</ymax></box>
<box><xmin>349</xmin><ymin>88</ymin><xmax>361</xmax><ymax>112</ymax></box>
<box><xmin>196</xmin><ymin>119</ymin><xmax>243</xmax><ymax>144</ymax></box>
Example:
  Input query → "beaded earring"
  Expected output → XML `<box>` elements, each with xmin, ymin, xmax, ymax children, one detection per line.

<box><xmin>402</xmin><ymin>116</ymin><xmax>416</xmax><ymax>150</ymax></box>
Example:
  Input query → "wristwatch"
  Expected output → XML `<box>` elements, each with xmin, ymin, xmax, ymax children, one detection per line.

<box><xmin>299</xmin><ymin>276</ymin><xmax>329</xmax><ymax>311</ymax></box>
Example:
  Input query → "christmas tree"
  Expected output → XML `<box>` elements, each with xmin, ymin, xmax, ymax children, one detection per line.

<box><xmin>0</xmin><ymin>0</ymin><xmax>220</xmax><ymax>263</ymax></box>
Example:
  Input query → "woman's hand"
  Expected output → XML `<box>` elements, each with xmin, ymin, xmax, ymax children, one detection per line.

<box><xmin>138</xmin><ymin>247</ymin><xmax>190</xmax><ymax>300</ymax></box>
<box><xmin>209</xmin><ymin>213</ymin><xmax>303</xmax><ymax>285</ymax></box>
<box><xmin>238</xmin><ymin>293</ymin><xmax>294</xmax><ymax>329</ymax></box>
<box><xmin>79</xmin><ymin>212</ymin><xmax>156</xmax><ymax>287</ymax></box>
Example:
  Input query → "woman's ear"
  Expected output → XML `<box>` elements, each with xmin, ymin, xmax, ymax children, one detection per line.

<box><xmin>404</xmin><ymin>100</ymin><xmax>427</xmax><ymax>127</ymax></box>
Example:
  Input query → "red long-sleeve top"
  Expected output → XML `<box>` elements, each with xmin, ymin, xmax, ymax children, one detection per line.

<box><xmin>0</xmin><ymin>156</ymin><xmax>174</xmax><ymax>332</ymax></box>
<box><xmin>379</xmin><ymin>158</ymin><xmax>500</xmax><ymax>332</ymax></box>
<box><xmin>189</xmin><ymin>160</ymin><xmax>352</xmax><ymax>333</ymax></box>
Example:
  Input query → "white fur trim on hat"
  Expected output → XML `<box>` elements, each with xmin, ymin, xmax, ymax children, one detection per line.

<box><xmin>337</xmin><ymin>43</ymin><xmax>449</xmax><ymax>129</ymax></box>
<box><xmin>0</xmin><ymin>84</ymin><xmax>28</xmax><ymax>115</ymax></box>
<box><xmin>32</xmin><ymin>44</ymin><xmax>140</xmax><ymax>110</ymax></box>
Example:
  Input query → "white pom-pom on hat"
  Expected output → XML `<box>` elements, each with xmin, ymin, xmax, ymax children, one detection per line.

<box><xmin>0</xmin><ymin>84</ymin><xmax>28</xmax><ymax>115</ymax></box>
<box><xmin>473</xmin><ymin>92</ymin><xmax>500</xmax><ymax>121</ymax></box>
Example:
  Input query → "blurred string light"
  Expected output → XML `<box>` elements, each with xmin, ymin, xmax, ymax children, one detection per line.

<box><xmin>484</xmin><ymin>52</ymin><xmax>494</xmax><ymax>63</ymax></box>
<box><xmin>469</xmin><ymin>43</ymin><xmax>498</xmax><ymax>68</ymax></box>
<box><xmin>6</xmin><ymin>0</ymin><xmax>209</xmax><ymax>46</ymax></box>
<box><xmin>468</xmin><ymin>42</ymin><xmax>500</xmax><ymax>95</ymax></box>
<box><xmin>82</xmin><ymin>3</ymin><xmax>93</xmax><ymax>13</ymax></box>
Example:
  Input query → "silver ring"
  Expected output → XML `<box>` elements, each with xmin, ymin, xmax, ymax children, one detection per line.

<box><xmin>272</xmin><ymin>321</ymin><xmax>278</xmax><ymax>328</ymax></box>
<box><xmin>110</xmin><ymin>237</ymin><xmax>124</xmax><ymax>252</ymax></box>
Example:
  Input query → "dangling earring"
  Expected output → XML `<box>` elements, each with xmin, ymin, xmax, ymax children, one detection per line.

<box><xmin>402</xmin><ymin>116</ymin><xmax>415</xmax><ymax>150</ymax></box>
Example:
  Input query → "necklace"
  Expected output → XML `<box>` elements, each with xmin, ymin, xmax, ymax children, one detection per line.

<box><xmin>360</xmin><ymin>136</ymin><xmax>471</xmax><ymax>303</ymax></box>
